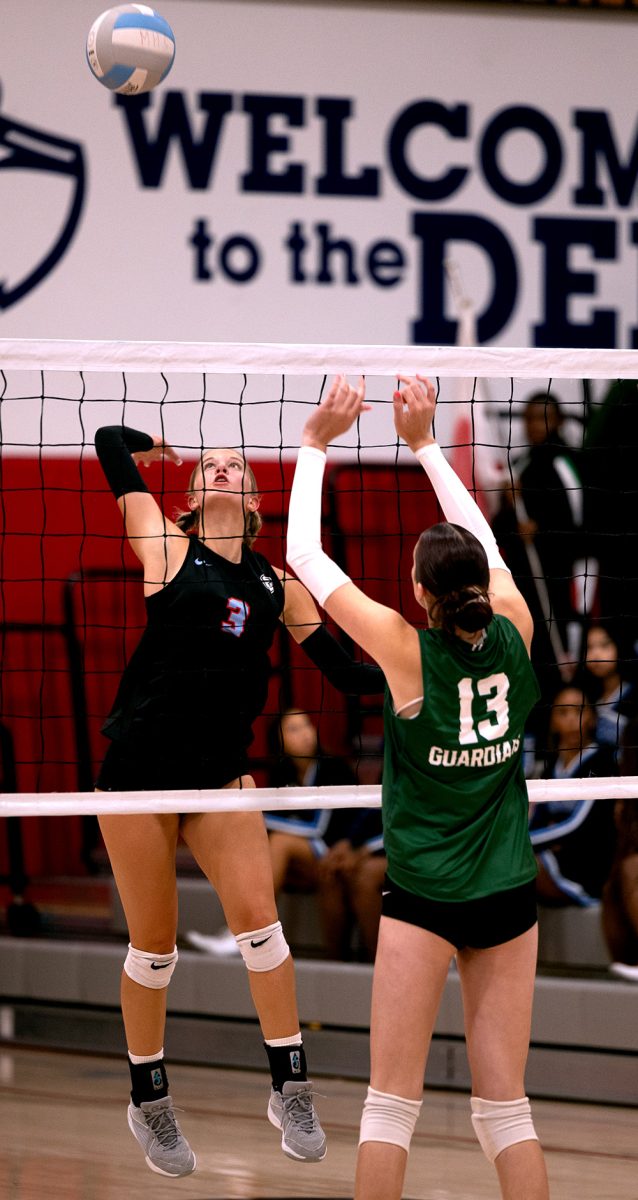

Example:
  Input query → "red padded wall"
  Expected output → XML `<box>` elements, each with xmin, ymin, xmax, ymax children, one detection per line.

<box><xmin>0</xmin><ymin>456</ymin><xmax>436</xmax><ymax>877</ymax></box>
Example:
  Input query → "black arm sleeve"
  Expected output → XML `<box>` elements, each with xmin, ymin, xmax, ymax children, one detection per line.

<box><xmin>300</xmin><ymin>626</ymin><xmax>385</xmax><ymax>695</ymax></box>
<box><xmin>95</xmin><ymin>425</ymin><xmax>154</xmax><ymax>499</ymax></box>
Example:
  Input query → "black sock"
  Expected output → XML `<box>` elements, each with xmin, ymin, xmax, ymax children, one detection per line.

<box><xmin>128</xmin><ymin>1055</ymin><xmax>169</xmax><ymax>1107</ymax></box>
<box><xmin>264</xmin><ymin>1041</ymin><xmax>307</xmax><ymax>1092</ymax></box>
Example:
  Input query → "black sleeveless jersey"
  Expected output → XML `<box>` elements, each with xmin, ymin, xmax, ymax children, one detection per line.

<box><xmin>102</xmin><ymin>537</ymin><xmax>284</xmax><ymax>761</ymax></box>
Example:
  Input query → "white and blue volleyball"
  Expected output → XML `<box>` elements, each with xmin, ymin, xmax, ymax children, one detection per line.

<box><xmin>86</xmin><ymin>5</ymin><xmax>175</xmax><ymax>95</ymax></box>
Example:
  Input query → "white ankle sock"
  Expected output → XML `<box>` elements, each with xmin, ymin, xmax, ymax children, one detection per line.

<box><xmin>128</xmin><ymin>1047</ymin><xmax>164</xmax><ymax>1064</ymax></box>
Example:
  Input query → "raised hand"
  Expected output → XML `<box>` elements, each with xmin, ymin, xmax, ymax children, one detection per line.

<box><xmin>132</xmin><ymin>435</ymin><xmax>183</xmax><ymax>469</ymax></box>
<box><xmin>392</xmin><ymin>374</ymin><xmax>437</xmax><ymax>452</ymax></box>
<box><xmin>302</xmin><ymin>374</ymin><xmax>369</xmax><ymax>451</ymax></box>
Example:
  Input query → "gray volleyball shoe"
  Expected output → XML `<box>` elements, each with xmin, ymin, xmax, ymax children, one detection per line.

<box><xmin>127</xmin><ymin>1094</ymin><xmax>196</xmax><ymax>1176</ymax></box>
<box><xmin>267</xmin><ymin>1080</ymin><xmax>327</xmax><ymax>1161</ymax></box>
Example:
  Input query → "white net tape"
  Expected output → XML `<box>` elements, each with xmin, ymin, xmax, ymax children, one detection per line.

<box><xmin>2</xmin><ymin>337</ymin><xmax>637</xmax><ymax>377</ymax></box>
<box><xmin>1</xmin><ymin>777</ymin><xmax>637</xmax><ymax>818</ymax></box>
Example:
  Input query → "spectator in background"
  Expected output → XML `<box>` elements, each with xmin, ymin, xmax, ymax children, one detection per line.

<box><xmin>580</xmin><ymin>622</ymin><xmax>636</xmax><ymax>753</ymax></box>
<box><xmin>315</xmin><ymin>805</ymin><xmax>385</xmax><ymax>963</ymax></box>
<box><xmin>529</xmin><ymin>686</ymin><xmax>617</xmax><ymax>907</ymax></box>
<box><xmin>188</xmin><ymin>708</ymin><xmax>385</xmax><ymax>961</ymax></box>
<box><xmin>494</xmin><ymin>392</ymin><xmax>589</xmax><ymax>758</ymax></box>
<box><xmin>582</xmin><ymin>380</ymin><xmax>638</xmax><ymax>648</ymax></box>
<box><xmin>602</xmin><ymin>719</ymin><xmax>638</xmax><ymax>983</ymax></box>
<box><xmin>602</xmin><ymin>800</ymin><xmax>638</xmax><ymax>983</ymax></box>
<box><xmin>267</xmin><ymin>707</ymin><xmax>386</xmax><ymax>962</ymax></box>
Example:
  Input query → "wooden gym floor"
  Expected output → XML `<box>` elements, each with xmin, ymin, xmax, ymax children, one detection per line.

<box><xmin>1</xmin><ymin>1046</ymin><xmax>636</xmax><ymax>1199</ymax></box>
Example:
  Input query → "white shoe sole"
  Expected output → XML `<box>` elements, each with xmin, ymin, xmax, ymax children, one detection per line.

<box><xmin>144</xmin><ymin>1152</ymin><xmax>197</xmax><ymax>1177</ymax></box>
<box><xmin>610</xmin><ymin>961</ymin><xmax>638</xmax><ymax>983</ymax></box>
<box><xmin>184</xmin><ymin>930</ymin><xmax>240</xmax><ymax>956</ymax></box>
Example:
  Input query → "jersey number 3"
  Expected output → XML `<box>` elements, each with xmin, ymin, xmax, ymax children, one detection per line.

<box><xmin>457</xmin><ymin>673</ymin><xmax>510</xmax><ymax>744</ymax></box>
<box><xmin>221</xmin><ymin>598</ymin><xmax>250</xmax><ymax>638</ymax></box>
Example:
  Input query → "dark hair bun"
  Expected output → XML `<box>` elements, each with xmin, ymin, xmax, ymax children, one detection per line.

<box><xmin>437</xmin><ymin>588</ymin><xmax>493</xmax><ymax>635</ymax></box>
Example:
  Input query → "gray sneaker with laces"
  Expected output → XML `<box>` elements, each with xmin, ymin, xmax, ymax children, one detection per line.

<box><xmin>267</xmin><ymin>1080</ymin><xmax>327</xmax><ymax>1162</ymax></box>
<box><xmin>127</xmin><ymin>1094</ymin><xmax>196</xmax><ymax>1176</ymax></box>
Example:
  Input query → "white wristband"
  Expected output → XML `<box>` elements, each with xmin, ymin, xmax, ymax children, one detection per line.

<box><xmin>415</xmin><ymin>442</ymin><xmax>509</xmax><ymax>572</ymax></box>
<box><xmin>287</xmin><ymin>445</ymin><xmax>351</xmax><ymax>608</ymax></box>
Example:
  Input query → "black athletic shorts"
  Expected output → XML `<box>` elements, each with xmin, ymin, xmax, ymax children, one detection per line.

<box><xmin>96</xmin><ymin>737</ymin><xmax>249</xmax><ymax>794</ymax></box>
<box><xmin>381</xmin><ymin>877</ymin><xmax>538</xmax><ymax>950</ymax></box>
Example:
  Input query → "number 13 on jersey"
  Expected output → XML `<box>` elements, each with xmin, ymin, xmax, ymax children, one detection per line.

<box><xmin>458</xmin><ymin>673</ymin><xmax>510</xmax><ymax>745</ymax></box>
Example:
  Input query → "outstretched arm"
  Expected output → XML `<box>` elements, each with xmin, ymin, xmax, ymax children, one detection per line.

<box><xmin>94</xmin><ymin>425</ymin><xmax>185</xmax><ymax>579</ymax></box>
<box><xmin>393</xmin><ymin>376</ymin><xmax>534</xmax><ymax>653</ymax></box>
<box><xmin>286</xmin><ymin>377</ymin><xmax>420</xmax><ymax>700</ymax></box>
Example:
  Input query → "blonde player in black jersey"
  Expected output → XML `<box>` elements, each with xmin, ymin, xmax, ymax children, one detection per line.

<box><xmin>287</xmin><ymin>377</ymin><xmax>550</xmax><ymax>1200</ymax></box>
<box><xmin>94</xmin><ymin>426</ymin><xmax>382</xmax><ymax>1178</ymax></box>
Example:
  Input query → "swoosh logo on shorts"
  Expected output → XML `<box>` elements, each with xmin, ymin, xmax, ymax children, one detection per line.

<box><xmin>150</xmin><ymin>961</ymin><xmax>172</xmax><ymax>970</ymax></box>
<box><xmin>250</xmin><ymin>935</ymin><xmax>272</xmax><ymax>948</ymax></box>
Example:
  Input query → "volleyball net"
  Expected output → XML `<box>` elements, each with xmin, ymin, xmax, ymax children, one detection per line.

<box><xmin>0</xmin><ymin>338</ymin><xmax>638</xmax><ymax>840</ymax></box>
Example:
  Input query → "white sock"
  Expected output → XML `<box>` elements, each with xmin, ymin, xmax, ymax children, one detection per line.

<box><xmin>265</xmin><ymin>1032</ymin><xmax>302</xmax><ymax>1047</ymax></box>
<box><xmin>128</xmin><ymin>1047</ymin><xmax>164</xmax><ymax>1064</ymax></box>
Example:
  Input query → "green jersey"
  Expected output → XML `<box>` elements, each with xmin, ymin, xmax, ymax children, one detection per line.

<box><xmin>382</xmin><ymin>614</ymin><xmax>539</xmax><ymax>902</ymax></box>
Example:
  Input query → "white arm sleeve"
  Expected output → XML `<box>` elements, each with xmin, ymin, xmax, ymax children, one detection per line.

<box><xmin>286</xmin><ymin>445</ymin><xmax>351</xmax><ymax>608</ymax></box>
<box><xmin>415</xmin><ymin>443</ymin><xmax>510</xmax><ymax>572</ymax></box>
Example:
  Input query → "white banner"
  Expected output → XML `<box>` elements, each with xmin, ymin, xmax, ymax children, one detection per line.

<box><xmin>2</xmin><ymin>0</ymin><xmax>637</xmax><ymax>348</ymax></box>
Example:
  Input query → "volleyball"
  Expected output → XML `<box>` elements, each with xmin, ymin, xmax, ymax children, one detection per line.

<box><xmin>86</xmin><ymin>4</ymin><xmax>175</xmax><ymax>95</ymax></box>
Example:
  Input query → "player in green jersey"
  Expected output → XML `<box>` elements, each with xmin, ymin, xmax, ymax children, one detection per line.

<box><xmin>287</xmin><ymin>375</ymin><xmax>550</xmax><ymax>1200</ymax></box>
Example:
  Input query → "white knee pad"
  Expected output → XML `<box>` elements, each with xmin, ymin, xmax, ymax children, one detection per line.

<box><xmin>236</xmin><ymin>920</ymin><xmax>289</xmax><ymax>972</ymax></box>
<box><xmin>471</xmin><ymin>1096</ymin><xmax>538</xmax><ymax>1163</ymax></box>
<box><xmin>359</xmin><ymin>1086</ymin><xmax>422</xmax><ymax>1152</ymax></box>
<box><xmin>124</xmin><ymin>944</ymin><xmax>178</xmax><ymax>990</ymax></box>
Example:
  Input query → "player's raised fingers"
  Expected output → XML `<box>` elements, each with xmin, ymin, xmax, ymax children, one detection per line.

<box><xmin>324</xmin><ymin>373</ymin><xmax>345</xmax><ymax>403</ymax></box>
<box><xmin>416</xmin><ymin>373</ymin><xmax>436</xmax><ymax>398</ymax></box>
<box><xmin>163</xmin><ymin>444</ymin><xmax>183</xmax><ymax>466</ymax></box>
